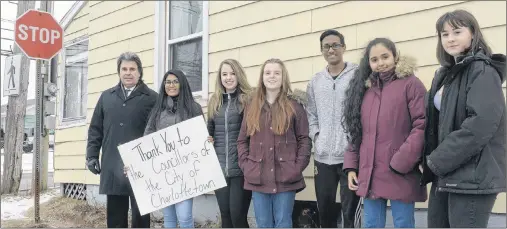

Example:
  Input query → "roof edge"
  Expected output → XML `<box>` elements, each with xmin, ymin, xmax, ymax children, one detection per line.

<box><xmin>59</xmin><ymin>1</ymin><xmax>86</xmax><ymax>30</ymax></box>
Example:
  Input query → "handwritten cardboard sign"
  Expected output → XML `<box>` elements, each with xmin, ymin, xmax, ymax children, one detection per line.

<box><xmin>118</xmin><ymin>116</ymin><xmax>227</xmax><ymax>216</ymax></box>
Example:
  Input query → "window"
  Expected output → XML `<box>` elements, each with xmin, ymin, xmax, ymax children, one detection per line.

<box><xmin>60</xmin><ymin>38</ymin><xmax>88</xmax><ymax>125</ymax></box>
<box><xmin>166</xmin><ymin>1</ymin><xmax>208</xmax><ymax>95</ymax></box>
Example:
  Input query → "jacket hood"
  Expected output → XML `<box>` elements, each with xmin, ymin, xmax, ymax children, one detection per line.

<box><xmin>366</xmin><ymin>55</ymin><xmax>417</xmax><ymax>88</ymax></box>
<box><xmin>490</xmin><ymin>54</ymin><xmax>506</xmax><ymax>83</ymax></box>
<box><xmin>245</xmin><ymin>87</ymin><xmax>307</xmax><ymax>107</ymax></box>
<box><xmin>289</xmin><ymin>88</ymin><xmax>307</xmax><ymax>107</ymax></box>
<box><xmin>453</xmin><ymin>50</ymin><xmax>506</xmax><ymax>83</ymax></box>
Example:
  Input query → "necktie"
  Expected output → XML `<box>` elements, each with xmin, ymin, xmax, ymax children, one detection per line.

<box><xmin>125</xmin><ymin>89</ymin><xmax>131</xmax><ymax>98</ymax></box>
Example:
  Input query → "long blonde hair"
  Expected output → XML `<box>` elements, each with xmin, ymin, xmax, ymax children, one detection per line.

<box><xmin>245</xmin><ymin>58</ymin><xmax>295</xmax><ymax>136</ymax></box>
<box><xmin>207</xmin><ymin>59</ymin><xmax>252</xmax><ymax>119</ymax></box>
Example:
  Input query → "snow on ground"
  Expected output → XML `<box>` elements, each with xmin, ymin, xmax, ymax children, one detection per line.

<box><xmin>1</xmin><ymin>188</ymin><xmax>60</xmax><ymax>220</ymax></box>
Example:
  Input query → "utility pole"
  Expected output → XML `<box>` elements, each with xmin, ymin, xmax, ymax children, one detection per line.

<box><xmin>1</xmin><ymin>0</ymin><xmax>35</xmax><ymax>195</ymax></box>
<box><xmin>32</xmin><ymin>0</ymin><xmax>58</xmax><ymax>223</ymax></box>
<box><xmin>35</xmin><ymin>0</ymin><xmax>55</xmax><ymax>193</ymax></box>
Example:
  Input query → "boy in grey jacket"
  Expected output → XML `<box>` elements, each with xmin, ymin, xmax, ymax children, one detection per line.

<box><xmin>306</xmin><ymin>29</ymin><xmax>360</xmax><ymax>228</ymax></box>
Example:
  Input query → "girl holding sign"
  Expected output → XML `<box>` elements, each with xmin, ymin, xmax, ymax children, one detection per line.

<box><xmin>237</xmin><ymin>58</ymin><xmax>311</xmax><ymax>228</ymax></box>
<box><xmin>144</xmin><ymin>69</ymin><xmax>204</xmax><ymax>228</ymax></box>
<box><xmin>206</xmin><ymin>59</ymin><xmax>253</xmax><ymax>228</ymax></box>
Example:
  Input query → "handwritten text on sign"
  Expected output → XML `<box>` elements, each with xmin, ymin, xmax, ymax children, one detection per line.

<box><xmin>118</xmin><ymin>116</ymin><xmax>226</xmax><ymax>216</ymax></box>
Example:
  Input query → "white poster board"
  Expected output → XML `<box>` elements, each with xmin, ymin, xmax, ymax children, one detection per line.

<box><xmin>118</xmin><ymin>116</ymin><xmax>227</xmax><ymax>216</ymax></box>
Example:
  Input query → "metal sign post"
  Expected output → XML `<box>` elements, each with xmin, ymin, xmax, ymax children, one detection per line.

<box><xmin>33</xmin><ymin>59</ymin><xmax>44</xmax><ymax>223</ymax></box>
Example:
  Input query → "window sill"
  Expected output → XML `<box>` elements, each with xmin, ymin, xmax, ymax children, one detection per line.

<box><xmin>57</xmin><ymin>119</ymin><xmax>87</xmax><ymax>130</ymax></box>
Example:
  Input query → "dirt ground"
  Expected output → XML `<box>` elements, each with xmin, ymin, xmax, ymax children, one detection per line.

<box><xmin>1</xmin><ymin>196</ymin><xmax>220</xmax><ymax>228</ymax></box>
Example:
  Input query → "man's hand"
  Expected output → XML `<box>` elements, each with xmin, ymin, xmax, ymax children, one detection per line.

<box><xmin>207</xmin><ymin>136</ymin><xmax>214</xmax><ymax>143</ymax></box>
<box><xmin>86</xmin><ymin>157</ymin><xmax>101</xmax><ymax>175</ymax></box>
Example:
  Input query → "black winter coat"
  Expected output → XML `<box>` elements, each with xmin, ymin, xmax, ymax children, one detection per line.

<box><xmin>421</xmin><ymin>50</ymin><xmax>506</xmax><ymax>194</ymax></box>
<box><xmin>207</xmin><ymin>90</ymin><xmax>244</xmax><ymax>177</ymax></box>
<box><xmin>86</xmin><ymin>82</ymin><xmax>157</xmax><ymax>195</ymax></box>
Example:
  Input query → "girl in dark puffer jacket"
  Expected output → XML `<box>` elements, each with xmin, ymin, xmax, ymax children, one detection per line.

<box><xmin>207</xmin><ymin>59</ymin><xmax>253</xmax><ymax>228</ymax></box>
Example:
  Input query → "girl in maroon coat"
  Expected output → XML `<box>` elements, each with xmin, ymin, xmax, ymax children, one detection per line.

<box><xmin>237</xmin><ymin>58</ymin><xmax>311</xmax><ymax>228</ymax></box>
<box><xmin>342</xmin><ymin>38</ymin><xmax>427</xmax><ymax>228</ymax></box>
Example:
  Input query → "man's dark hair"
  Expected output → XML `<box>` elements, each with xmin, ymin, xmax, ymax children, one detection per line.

<box><xmin>116</xmin><ymin>51</ymin><xmax>144</xmax><ymax>81</ymax></box>
<box><xmin>319</xmin><ymin>29</ymin><xmax>346</xmax><ymax>49</ymax></box>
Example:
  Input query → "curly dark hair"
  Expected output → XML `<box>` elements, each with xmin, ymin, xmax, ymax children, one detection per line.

<box><xmin>341</xmin><ymin>38</ymin><xmax>398</xmax><ymax>151</ymax></box>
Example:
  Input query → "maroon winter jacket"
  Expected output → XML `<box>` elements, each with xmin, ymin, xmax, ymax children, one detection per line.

<box><xmin>343</xmin><ymin>56</ymin><xmax>428</xmax><ymax>203</ymax></box>
<box><xmin>237</xmin><ymin>91</ymin><xmax>311</xmax><ymax>194</ymax></box>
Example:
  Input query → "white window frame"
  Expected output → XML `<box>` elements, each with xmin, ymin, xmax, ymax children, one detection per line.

<box><xmin>154</xmin><ymin>1</ymin><xmax>209</xmax><ymax>101</ymax></box>
<box><xmin>57</xmin><ymin>36</ymin><xmax>89</xmax><ymax>129</ymax></box>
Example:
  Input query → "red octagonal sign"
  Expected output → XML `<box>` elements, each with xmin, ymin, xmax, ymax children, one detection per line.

<box><xmin>15</xmin><ymin>9</ymin><xmax>63</xmax><ymax>60</ymax></box>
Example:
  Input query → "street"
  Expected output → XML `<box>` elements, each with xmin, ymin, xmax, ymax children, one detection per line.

<box><xmin>1</xmin><ymin>149</ymin><xmax>55</xmax><ymax>191</ymax></box>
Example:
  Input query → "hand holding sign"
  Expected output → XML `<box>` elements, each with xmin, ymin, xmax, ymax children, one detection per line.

<box><xmin>118</xmin><ymin>116</ymin><xmax>227</xmax><ymax>216</ymax></box>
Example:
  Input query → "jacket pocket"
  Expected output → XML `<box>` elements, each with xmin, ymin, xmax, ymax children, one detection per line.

<box><xmin>243</xmin><ymin>154</ymin><xmax>263</xmax><ymax>185</ymax></box>
<box><xmin>277</xmin><ymin>158</ymin><xmax>303</xmax><ymax>184</ymax></box>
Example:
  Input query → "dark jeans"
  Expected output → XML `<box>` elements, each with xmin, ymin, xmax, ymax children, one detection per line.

<box><xmin>215</xmin><ymin>176</ymin><xmax>252</xmax><ymax>228</ymax></box>
<box><xmin>314</xmin><ymin>160</ymin><xmax>361</xmax><ymax>228</ymax></box>
<box><xmin>428</xmin><ymin>183</ymin><xmax>498</xmax><ymax>228</ymax></box>
<box><xmin>106</xmin><ymin>194</ymin><xmax>150</xmax><ymax>228</ymax></box>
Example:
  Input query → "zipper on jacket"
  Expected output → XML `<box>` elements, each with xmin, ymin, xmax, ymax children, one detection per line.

<box><xmin>330</xmin><ymin>81</ymin><xmax>336</xmax><ymax>162</ymax></box>
<box><xmin>225</xmin><ymin>94</ymin><xmax>231</xmax><ymax>177</ymax></box>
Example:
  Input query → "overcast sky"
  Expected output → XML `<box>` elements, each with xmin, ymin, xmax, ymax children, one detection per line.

<box><xmin>1</xmin><ymin>1</ymin><xmax>75</xmax><ymax>105</ymax></box>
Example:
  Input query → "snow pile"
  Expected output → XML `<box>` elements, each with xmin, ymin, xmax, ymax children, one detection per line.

<box><xmin>1</xmin><ymin>188</ymin><xmax>60</xmax><ymax>220</ymax></box>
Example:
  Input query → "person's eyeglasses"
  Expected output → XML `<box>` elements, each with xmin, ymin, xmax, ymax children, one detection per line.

<box><xmin>165</xmin><ymin>80</ymin><xmax>180</xmax><ymax>85</ymax></box>
<box><xmin>321</xmin><ymin>43</ymin><xmax>344</xmax><ymax>52</ymax></box>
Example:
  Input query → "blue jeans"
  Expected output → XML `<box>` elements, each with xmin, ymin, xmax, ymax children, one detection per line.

<box><xmin>163</xmin><ymin>198</ymin><xmax>194</xmax><ymax>228</ymax></box>
<box><xmin>252</xmin><ymin>191</ymin><xmax>296</xmax><ymax>228</ymax></box>
<box><xmin>363</xmin><ymin>198</ymin><xmax>415</xmax><ymax>228</ymax></box>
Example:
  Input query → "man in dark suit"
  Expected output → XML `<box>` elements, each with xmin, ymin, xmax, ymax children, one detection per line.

<box><xmin>86</xmin><ymin>52</ymin><xmax>157</xmax><ymax>228</ymax></box>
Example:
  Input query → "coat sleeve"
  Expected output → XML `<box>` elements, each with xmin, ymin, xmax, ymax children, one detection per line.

<box><xmin>86</xmin><ymin>93</ymin><xmax>104</xmax><ymax>159</ymax></box>
<box><xmin>306</xmin><ymin>79</ymin><xmax>320</xmax><ymax>141</ymax></box>
<box><xmin>343</xmin><ymin>143</ymin><xmax>359</xmax><ymax>171</ymax></box>
<box><xmin>427</xmin><ymin>65</ymin><xmax>505</xmax><ymax>177</ymax></box>
<box><xmin>294</xmin><ymin>104</ymin><xmax>311</xmax><ymax>173</ymax></box>
<box><xmin>236</xmin><ymin>107</ymin><xmax>250</xmax><ymax>171</ymax></box>
<box><xmin>390</xmin><ymin>77</ymin><xmax>427</xmax><ymax>174</ymax></box>
<box><xmin>207</xmin><ymin>116</ymin><xmax>215</xmax><ymax>137</ymax></box>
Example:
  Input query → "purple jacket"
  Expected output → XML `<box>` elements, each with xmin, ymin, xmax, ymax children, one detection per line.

<box><xmin>343</xmin><ymin>56</ymin><xmax>427</xmax><ymax>203</ymax></box>
<box><xmin>237</xmin><ymin>91</ymin><xmax>311</xmax><ymax>194</ymax></box>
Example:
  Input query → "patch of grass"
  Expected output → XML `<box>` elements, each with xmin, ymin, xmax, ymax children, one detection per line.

<box><xmin>2</xmin><ymin>196</ymin><xmax>106</xmax><ymax>228</ymax></box>
<box><xmin>2</xmin><ymin>196</ymin><xmax>223</xmax><ymax>228</ymax></box>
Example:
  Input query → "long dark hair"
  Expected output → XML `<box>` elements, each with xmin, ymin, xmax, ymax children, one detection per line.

<box><xmin>341</xmin><ymin>38</ymin><xmax>398</xmax><ymax>151</ymax></box>
<box><xmin>146</xmin><ymin>69</ymin><xmax>200</xmax><ymax>131</ymax></box>
<box><xmin>436</xmin><ymin>10</ymin><xmax>492</xmax><ymax>67</ymax></box>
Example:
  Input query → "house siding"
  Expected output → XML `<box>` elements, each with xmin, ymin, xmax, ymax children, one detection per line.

<box><xmin>207</xmin><ymin>0</ymin><xmax>506</xmax><ymax>213</ymax></box>
<box><xmin>54</xmin><ymin>1</ymin><xmax>506</xmax><ymax>214</ymax></box>
<box><xmin>54</xmin><ymin>1</ymin><xmax>156</xmax><ymax>186</ymax></box>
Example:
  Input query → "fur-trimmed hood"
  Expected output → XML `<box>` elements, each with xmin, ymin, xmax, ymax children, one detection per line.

<box><xmin>288</xmin><ymin>88</ymin><xmax>307</xmax><ymax>107</ymax></box>
<box><xmin>366</xmin><ymin>55</ymin><xmax>418</xmax><ymax>88</ymax></box>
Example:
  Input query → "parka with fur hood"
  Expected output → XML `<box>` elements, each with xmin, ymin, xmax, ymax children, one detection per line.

<box><xmin>343</xmin><ymin>56</ymin><xmax>428</xmax><ymax>203</ymax></box>
<box><xmin>237</xmin><ymin>89</ymin><xmax>311</xmax><ymax>194</ymax></box>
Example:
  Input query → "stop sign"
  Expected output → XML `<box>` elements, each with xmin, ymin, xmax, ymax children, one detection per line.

<box><xmin>14</xmin><ymin>9</ymin><xmax>63</xmax><ymax>60</ymax></box>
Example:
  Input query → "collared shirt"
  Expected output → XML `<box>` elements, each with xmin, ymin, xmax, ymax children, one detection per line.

<box><xmin>122</xmin><ymin>85</ymin><xmax>136</xmax><ymax>99</ymax></box>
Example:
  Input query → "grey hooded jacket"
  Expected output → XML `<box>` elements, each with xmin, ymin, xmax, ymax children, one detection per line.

<box><xmin>306</xmin><ymin>63</ymin><xmax>358</xmax><ymax>165</ymax></box>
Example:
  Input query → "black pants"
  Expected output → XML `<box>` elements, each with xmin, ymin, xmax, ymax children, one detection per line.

<box><xmin>215</xmin><ymin>176</ymin><xmax>252</xmax><ymax>228</ymax></box>
<box><xmin>106</xmin><ymin>194</ymin><xmax>150</xmax><ymax>228</ymax></box>
<box><xmin>314</xmin><ymin>160</ymin><xmax>361</xmax><ymax>228</ymax></box>
<box><xmin>427</xmin><ymin>183</ymin><xmax>497</xmax><ymax>228</ymax></box>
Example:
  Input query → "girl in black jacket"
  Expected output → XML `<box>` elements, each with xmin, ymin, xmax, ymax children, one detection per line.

<box><xmin>207</xmin><ymin>59</ymin><xmax>253</xmax><ymax>228</ymax></box>
<box><xmin>421</xmin><ymin>9</ymin><xmax>506</xmax><ymax>228</ymax></box>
